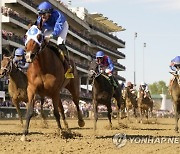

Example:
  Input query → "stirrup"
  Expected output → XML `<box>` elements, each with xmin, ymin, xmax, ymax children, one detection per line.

<box><xmin>65</xmin><ymin>68</ymin><xmax>74</xmax><ymax>79</ymax></box>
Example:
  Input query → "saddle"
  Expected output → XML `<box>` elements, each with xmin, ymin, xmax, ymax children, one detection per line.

<box><xmin>101</xmin><ymin>73</ymin><xmax>118</xmax><ymax>89</ymax></box>
<box><xmin>47</xmin><ymin>44</ymin><xmax>74</xmax><ymax>79</ymax></box>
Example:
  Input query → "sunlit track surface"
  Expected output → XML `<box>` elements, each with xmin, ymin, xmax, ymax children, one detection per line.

<box><xmin>0</xmin><ymin>118</ymin><xmax>180</xmax><ymax>154</ymax></box>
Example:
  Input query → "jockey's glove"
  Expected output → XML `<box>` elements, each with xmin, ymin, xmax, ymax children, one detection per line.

<box><xmin>45</xmin><ymin>34</ymin><xmax>53</xmax><ymax>42</ymax></box>
<box><xmin>105</xmin><ymin>68</ymin><xmax>112</xmax><ymax>74</ymax></box>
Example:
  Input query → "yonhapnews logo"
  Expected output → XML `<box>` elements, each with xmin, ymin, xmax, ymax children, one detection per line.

<box><xmin>113</xmin><ymin>133</ymin><xmax>180</xmax><ymax>148</ymax></box>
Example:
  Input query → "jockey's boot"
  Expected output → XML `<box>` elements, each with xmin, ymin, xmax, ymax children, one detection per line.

<box><xmin>59</xmin><ymin>44</ymin><xmax>74</xmax><ymax>79</ymax></box>
<box><xmin>109</xmin><ymin>76</ymin><xmax>118</xmax><ymax>89</ymax></box>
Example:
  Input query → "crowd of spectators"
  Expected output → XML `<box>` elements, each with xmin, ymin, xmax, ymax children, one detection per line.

<box><xmin>0</xmin><ymin>95</ymin><xmax>118</xmax><ymax>119</ymax></box>
<box><xmin>1</xmin><ymin>6</ymin><xmax>32</xmax><ymax>26</ymax></box>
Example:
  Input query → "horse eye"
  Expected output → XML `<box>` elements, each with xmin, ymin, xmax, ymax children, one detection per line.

<box><xmin>37</xmin><ymin>34</ymin><xmax>43</xmax><ymax>43</ymax></box>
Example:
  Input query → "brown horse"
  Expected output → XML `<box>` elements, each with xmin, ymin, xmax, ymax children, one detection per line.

<box><xmin>0</xmin><ymin>55</ymin><xmax>48</xmax><ymax>126</ymax></box>
<box><xmin>123</xmin><ymin>87</ymin><xmax>138</xmax><ymax>120</ymax></box>
<box><xmin>0</xmin><ymin>55</ymin><xmax>28</xmax><ymax>125</ymax></box>
<box><xmin>170</xmin><ymin>72</ymin><xmax>180</xmax><ymax>132</ymax></box>
<box><xmin>137</xmin><ymin>89</ymin><xmax>153</xmax><ymax>123</ymax></box>
<box><xmin>88</xmin><ymin>60</ymin><xmax>122</xmax><ymax>131</ymax></box>
<box><xmin>21</xmin><ymin>25</ymin><xmax>84</xmax><ymax>140</ymax></box>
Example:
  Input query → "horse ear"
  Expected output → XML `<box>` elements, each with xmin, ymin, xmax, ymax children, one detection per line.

<box><xmin>28</xmin><ymin>23</ymin><xmax>32</xmax><ymax>29</ymax></box>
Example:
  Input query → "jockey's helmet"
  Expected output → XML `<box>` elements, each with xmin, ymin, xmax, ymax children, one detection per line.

<box><xmin>127</xmin><ymin>81</ymin><xmax>132</xmax><ymax>87</ymax></box>
<box><xmin>37</xmin><ymin>1</ymin><xmax>53</xmax><ymax>14</ymax></box>
<box><xmin>96</xmin><ymin>51</ymin><xmax>104</xmax><ymax>58</ymax></box>
<box><xmin>140</xmin><ymin>82</ymin><xmax>146</xmax><ymax>86</ymax></box>
<box><xmin>15</xmin><ymin>48</ymin><xmax>24</xmax><ymax>56</ymax></box>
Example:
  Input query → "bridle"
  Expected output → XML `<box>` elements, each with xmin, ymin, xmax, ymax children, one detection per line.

<box><xmin>0</xmin><ymin>58</ymin><xmax>13</xmax><ymax>77</ymax></box>
<box><xmin>25</xmin><ymin>25</ymin><xmax>46</xmax><ymax>61</ymax></box>
<box><xmin>170</xmin><ymin>69</ymin><xmax>180</xmax><ymax>86</ymax></box>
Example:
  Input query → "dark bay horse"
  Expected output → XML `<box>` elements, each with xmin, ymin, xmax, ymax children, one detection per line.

<box><xmin>88</xmin><ymin>60</ymin><xmax>122</xmax><ymax>131</ymax></box>
<box><xmin>137</xmin><ymin>89</ymin><xmax>153</xmax><ymax>123</ymax></box>
<box><xmin>123</xmin><ymin>87</ymin><xmax>138</xmax><ymax>120</ymax></box>
<box><xmin>170</xmin><ymin>71</ymin><xmax>180</xmax><ymax>132</ymax></box>
<box><xmin>21</xmin><ymin>25</ymin><xmax>84</xmax><ymax>140</ymax></box>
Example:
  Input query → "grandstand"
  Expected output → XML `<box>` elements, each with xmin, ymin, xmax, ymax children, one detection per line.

<box><xmin>0</xmin><ymin>0</ymin><xmax>126</xmax><ymax>101</ymax></box>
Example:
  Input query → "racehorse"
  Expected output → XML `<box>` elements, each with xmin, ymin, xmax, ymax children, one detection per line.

<box><xmin>0</xmin><ymin>54</ymin><xmax>48</xmax><ymax>126</ymax></box>
<box><xmin>21</xmin><ymin>25</ymin><xmax>84</xmax><ymax>140</ymax></box>
<box><xmin>123</xmin><ymin>86</ymin><xmax>138</xmax><ymax>120</ymax></box>
<box><xmin>169</xmin><ymin>71</ymin><xmax>180</xmax><ymax>132</ymax></box>
<box><xmin>137</xmin><ymin>88</ymin><xmax>153</xmax><ymax>123</ymax></box>
<box><xmin>88</xmin><ymin>60</ymin><xmax>122</xmax><ymax>131</ymax></box>
<box><xmin>0</xmin><ymin>54</ymin><xmax>27</xmax><ymax>125</ymax></box>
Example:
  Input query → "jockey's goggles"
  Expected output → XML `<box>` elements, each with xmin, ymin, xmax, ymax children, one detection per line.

<box><xmin>37</xmin><ymin>9</ymin><xmax>52</xmax><ymax>15</ymax></box>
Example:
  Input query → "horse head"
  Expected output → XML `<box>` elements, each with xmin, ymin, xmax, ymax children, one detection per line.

<box><xmin>170</xmin><ymin>70</ymin><xmax>180</xmax><ymax>86</ymax></box>
<box><xmin>88</xmin><ymin>60</ymin><xmax>101</xmax><ymax>80</ymax></box>
<box><xmin>24</xmin><ymin>25</ymin><xmax>45</xmax><ymax>63</ymax></box>
<box><xmin>0</xmin><ymin>55</ymin><xmax>13</xmax><ymax>78</ymax></box>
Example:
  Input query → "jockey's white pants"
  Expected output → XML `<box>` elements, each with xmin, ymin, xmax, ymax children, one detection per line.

<box><xmin>44</xmin><ymin>21</ymin><xmax>69</xmax><ymax>45</ymax></box>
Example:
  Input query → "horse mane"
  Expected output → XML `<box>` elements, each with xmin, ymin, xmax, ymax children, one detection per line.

<box><xmin>47</xmin><ymin>43</ymin><xmax>60</xmax><ymax>58</ymax></box>
<box><xmin>10</xmin><ymin>61</ymin><xmax>28</xmax><ymax>88</ymax></box>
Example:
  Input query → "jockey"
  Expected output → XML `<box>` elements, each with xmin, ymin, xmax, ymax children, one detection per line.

<box><xmin>127</xmin><ymin>81</ymin><xmax>136</xmax><ymax>94</ymax></box>
<box><xmin>169</xmin><ymin>56</ymin><xmax>180</xmax><ymax>73</ymax></box>
<box><xmin>13</xmin><ymin>48</ymin><xmax>29</xmax><ymax>72</ymax></box>
<box><xmin>169</xmin><ymin>56</ymin><xmax>180</xmax><ymax>95</ymax></box>
<box><xmin>139</xmin><ymin>82</ymin><xmax>151</xmax><ymax>99</ymax></box>
<box><xmin>36</xmin><ymin>1</ymin><xmax>73</xmax><ymax>79</ymax></box>
<box><xmin>140</xmin><ymin>82</ymin><xmax>149</xmax><ymax>92</ymax></box>
<box><xmin>96</xmin><ymin>51</ymin><xmax>118</xmax><ymax>88</ymax></box>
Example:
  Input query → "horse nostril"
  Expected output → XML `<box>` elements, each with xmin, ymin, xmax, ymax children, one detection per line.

<box><xmin>30</xmin><ymin>54</ymin><xmax>35</xmax><ymax>60</ymax></box>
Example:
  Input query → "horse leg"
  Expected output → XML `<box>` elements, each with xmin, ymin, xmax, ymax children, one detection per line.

<box><xmin>58</xmin><ymin>99</ymin><xmax>68</xmax><ymax>129</ymax></box>
<box><xmin>133</xmin><ymin>100</ymin><xmax>138</xmax><ymax>118</ymax></box>
<box><xmin>133</xmin><ymin>106</ymin><xmax>137</xmax><ymax>118</ymax></box>
<box><xmin>21</xmin><ymin>88</ymin><xmax>35</xmax><ymax>141</ymax></box>
<box><xmin>174</xmin><ymin>104</ymin><xmax>179</xmax><ymax>132</ymax></box>
<box><xmin>40</xmin><ymin>98</ymin><xmax>48</xmax><ymax>128</ymax></box>
<box><xmin>66</xmin><ymin>83</ymin><xmax>85</xmax><ymax>127</ymax></box>
<box><xmin>115</xmin><ymin>98</ymin><xmax>121</xmax><ymax>124</ymax></box>
<box><xmin>107</xmin><ymin>104</ymin><xmax>112</xmax><ymax>129</ymax></box>
<box><xmin>52</xmin><ymin>95</ymin><xmax>62</xmax><ymax>132</ymax></box>
<box><xmin>139</xmin><ymin>107</ymin><xmax>143</xmax><ymax>123</ymax></box>
<box><xmin>12</xmin><ymin>98</ymin><xmax>23</xmax><ymax>126</ymax></box>
<box><xmin>127</xmin><ymin>107</ymin><xmax>130</xmax><ymax>120</ymax></box>
<box><xmin>73</xmin><ymin>98</ymin><xmax>85</xmax><ymax>127</ymax></box>
<box><xmin>145</xmin><ymin>108</ymin><xmax>148</xmax><ymax>123</ymax></box>
<box><xmin>93</xmin><ymin>101</ymin><xmax>98</xmax><ymax>131</ymax></box>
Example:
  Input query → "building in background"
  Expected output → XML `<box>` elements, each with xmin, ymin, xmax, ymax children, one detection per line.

<box><xmin>0</xmin><ymin>0</ymin><xmax>126</xmax><ymax>101</ymax></box>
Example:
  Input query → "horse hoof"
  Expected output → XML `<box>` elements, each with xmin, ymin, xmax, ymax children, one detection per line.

<box><xmin>78</xmin><ymin>120</ymin><xmax>85</xmax><ymax>127</ymax></box>
<box><xmin>20</xmin><ymin>135</ymin><xmax>26</xmax><ymax>142</ymax></box>
<box><xmin>175</xmin><ymin>128</ymin><xmax>179</xmax><ymax>133</ymax></box>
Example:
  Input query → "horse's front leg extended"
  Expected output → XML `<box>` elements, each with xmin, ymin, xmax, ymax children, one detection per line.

<box><xmin>93</xmin><ymin>100</ymin><xmax>98</xmax><ymax>131</ymax></box>
<box><xmin>174</xmin><ymin>104</ymin><xmax>179</xmax><ymax>132</ymax></box>
<box><xmin>21</xmin><ymin>87</ymin><xmax>35</xmax><ymax>141</ymax></box>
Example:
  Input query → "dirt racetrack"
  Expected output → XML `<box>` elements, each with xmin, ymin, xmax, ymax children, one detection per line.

<box><xmin>0</xmin><ymin>117</ymin><xmax>180</xmax><ymax>154</ymax></box>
